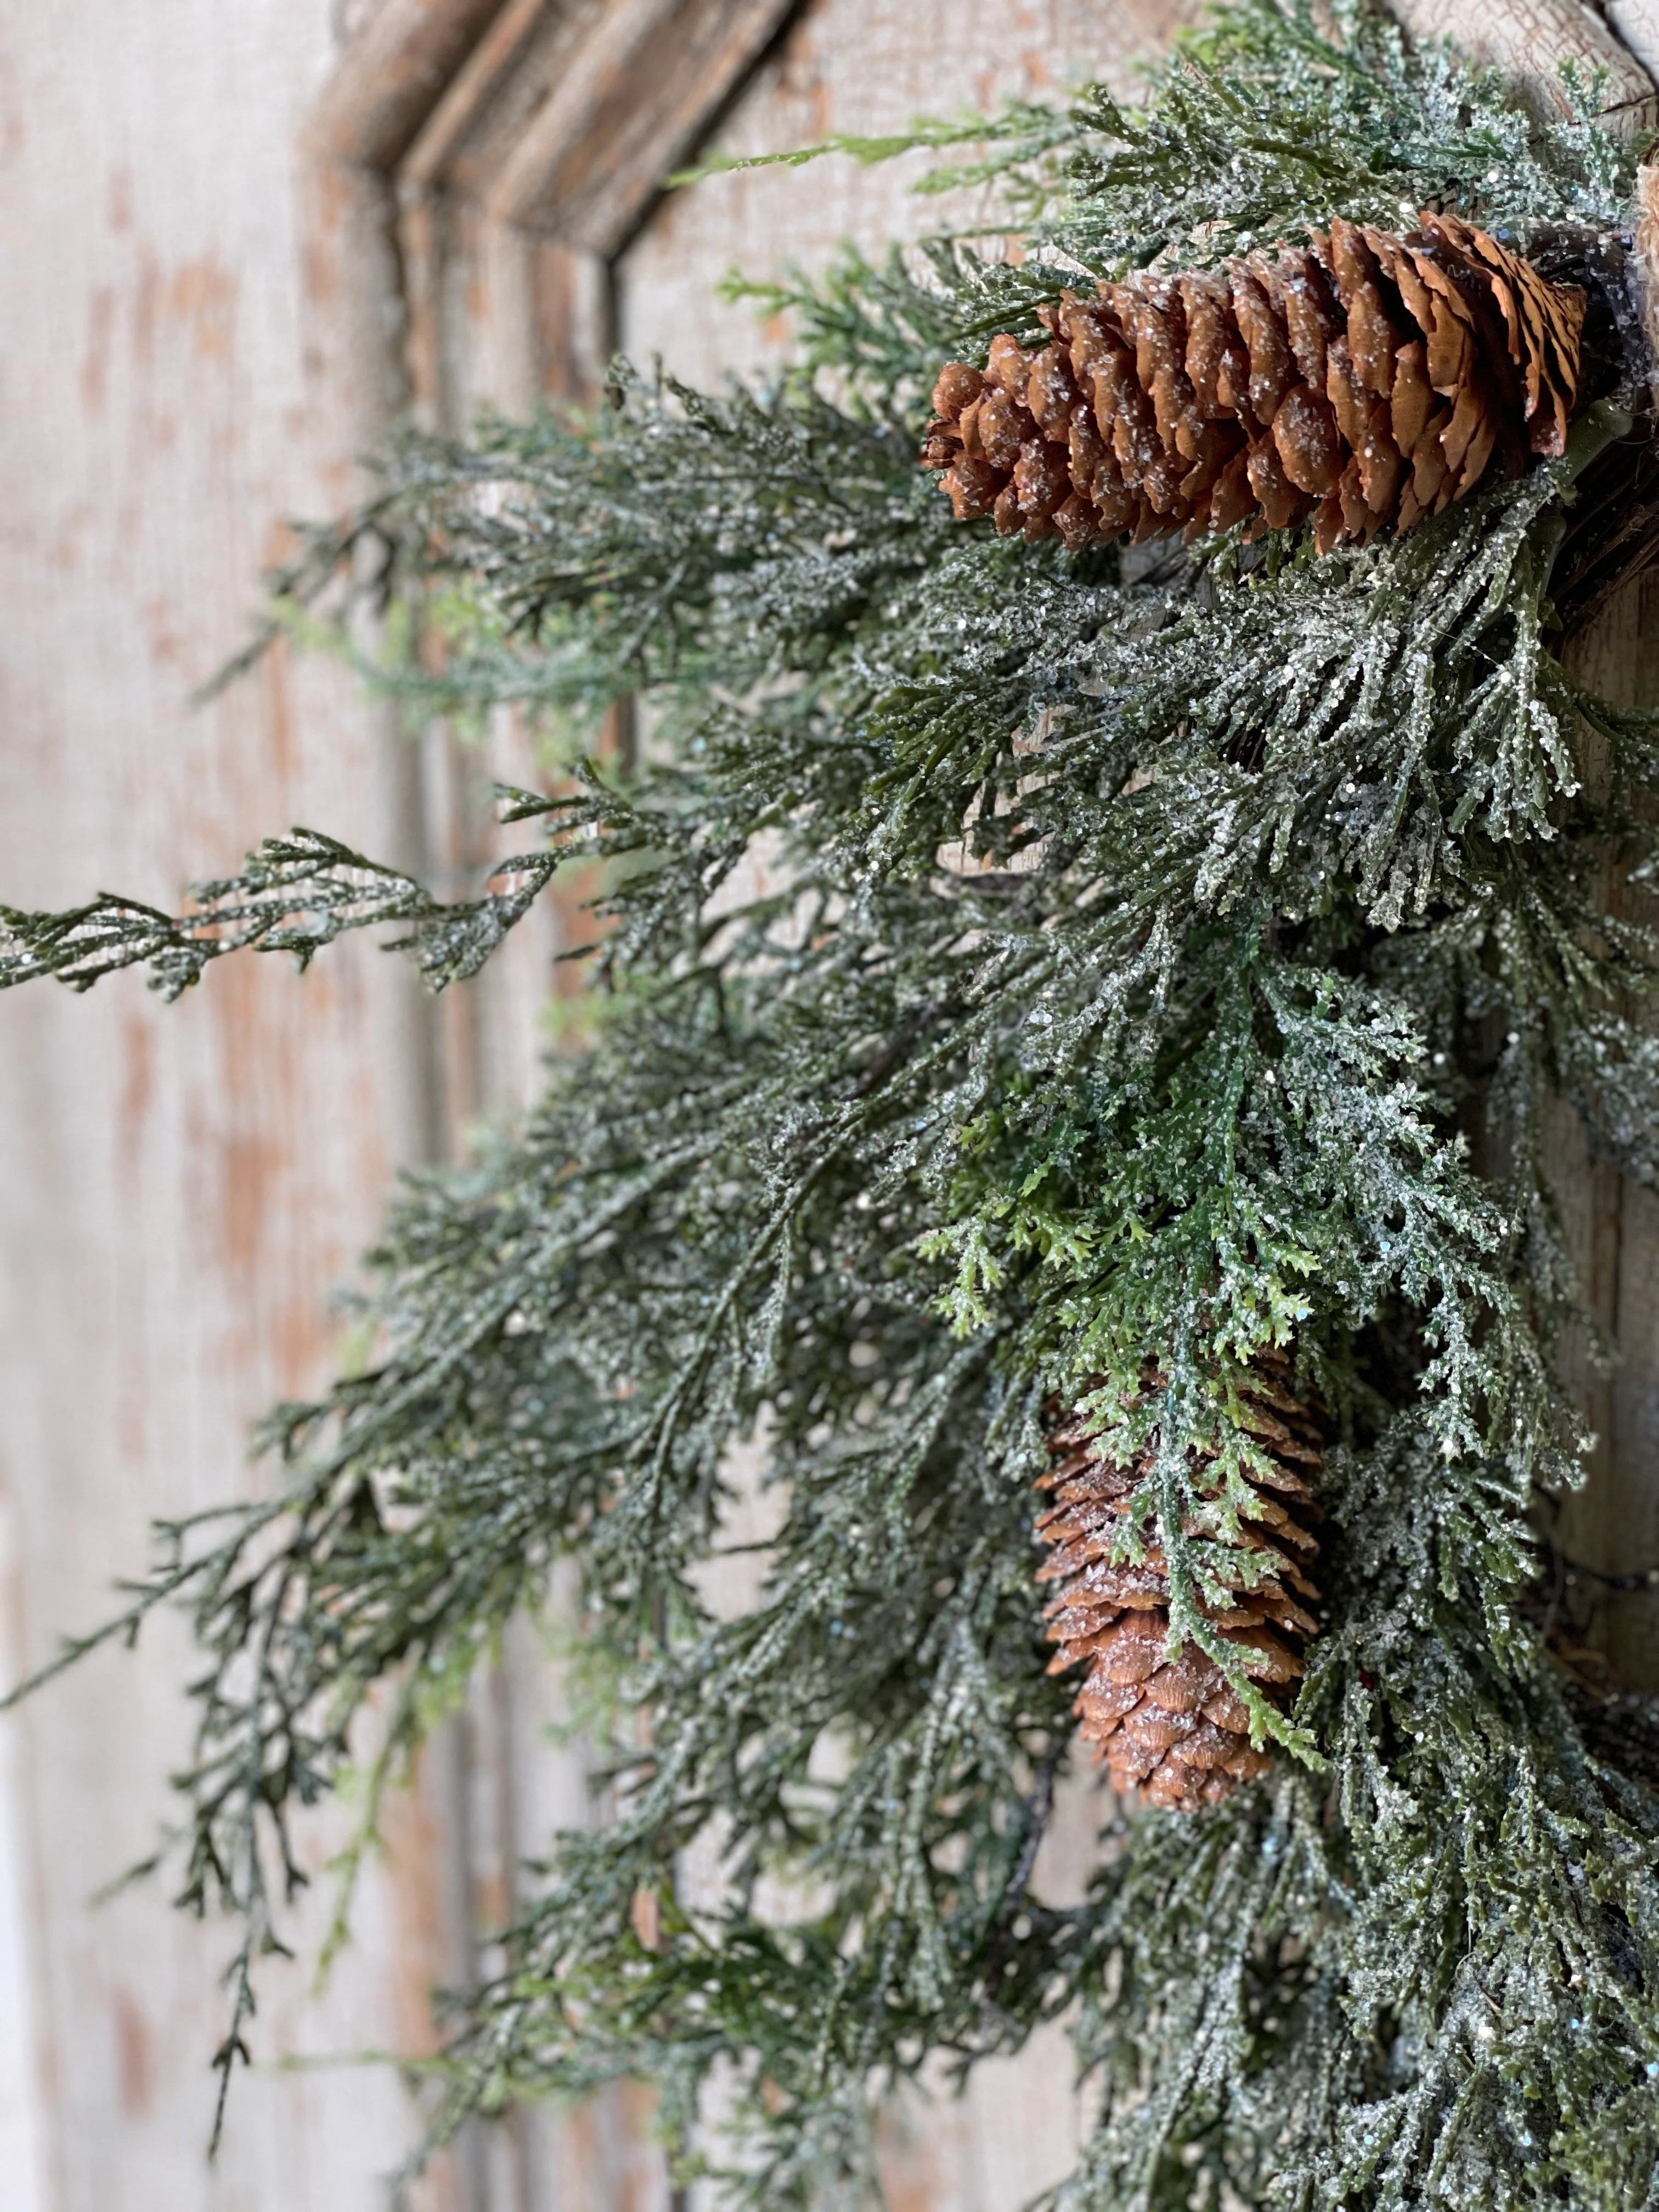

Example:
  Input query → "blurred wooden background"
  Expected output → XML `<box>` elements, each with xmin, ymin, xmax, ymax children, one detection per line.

<box><xmin>0</xmin><ymin>4</ymin><xmax>1193</xmax><ymax>2207</ymax></box>
<box><xmin>2</xmin><ymin>2</ymin><xmax>1654</xmax><ymax>2208</ymax></box>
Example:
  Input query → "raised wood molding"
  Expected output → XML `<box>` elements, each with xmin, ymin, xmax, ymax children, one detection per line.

<box><xmin>478</xmin><ymin>0</ymin><xmax>797</xmax><ymax>253</ymax></box>
<box><xmin>309</xmin><ymin>0</ymin><xmax>798</xmax><ymax>413</ymax></box>
<box><xmin>292</xmin><ymin>21</ymin><xmax>808</xmax><ymax>2201</ymax></box>
<box><xmin>306</xmin><ymin>0</ymin><xmax>516</xmax><ymax>170</ymax></box>
<box><xmin>1386</xmin><ymin>0</ymin><xmax>1656</xmax><ymax>121</ymax></box>
<box><xmin>1608</xmin><ymin>0</ymin><xmax>1659</xmax><ymax>80</ymax></box>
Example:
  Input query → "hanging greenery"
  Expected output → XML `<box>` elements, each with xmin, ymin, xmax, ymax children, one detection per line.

<box><xmin>7</xmin><ymin>1</ymin><xmax>1659</xmax><ymax>2203</ymax></box>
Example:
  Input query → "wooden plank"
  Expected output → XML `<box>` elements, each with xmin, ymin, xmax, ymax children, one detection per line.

<box><xmin>307</xmin><ymin>0</ymin><xmax>517</xmax><ymax>170</ymax></box>
<box><xmin>481</xmin><ymin>0</ymin><xmax>800</xmax><ymax>252</ymax></box>
<box><xmin>1558</xmin><ymin>573</ymin><xmax>1659</xmax><ymax>1691</ymax></box>
<box><xmin>0</xmin><ymin>3</ymin><xmax>487</xmax><ymax>2205</ymax></box>
<box><xmin>351</xmin><ymin>9</ymin><xmax>789</xmax><ymax>2203</ymax></box>
<box><xmin>1608</xmin><ymin>0</ymin><xmax>1659</xmax><ymax>78</ymax></box>
<box><xmin>1386</xmin><ymin>0</ymin><xmax>1656</xmax><ymax>121</ymax></box>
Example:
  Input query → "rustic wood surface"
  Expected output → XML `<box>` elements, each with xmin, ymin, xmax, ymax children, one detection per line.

<box><xmin>1552</xmin><ymin>574</ymin><xmax>1659</xmax><ymax>1693</ymax></box>
<box><xmin>621</xmin><ymin>0</ymin><xmax>1200</xmax><ymax>390</ymax></box>
<box><xmin>1610</xmin><ymin>1</ymin><xmax>1659</xmax><ymax>81</ymax></box>
<box><xmin>0</xmin><ymin>6</ymin><xmax>479</xmax><ymax>2208</ymax></box>
<box><xmin>1386</xmin><ymin>0</ymin><xmax>1656</xmax><ymax>119</ymax></box>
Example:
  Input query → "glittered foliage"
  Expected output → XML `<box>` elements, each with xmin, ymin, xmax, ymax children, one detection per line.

<box><xmin>6</xmin><ymin>3</ymin><xmax>1659</xmax><ymax>2207</ymax></box>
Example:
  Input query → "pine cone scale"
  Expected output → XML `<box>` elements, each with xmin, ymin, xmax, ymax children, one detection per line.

<box><xmin>1277</xmin><ymin>253</ymin><xmax>1336</xmax><ymax>390</ymax></box>
<box><xmin>1036</xmin><ymin>1356</ymin><xmax>1324</xmax><ymax>1812</ymax></box>
<box><xmin>923</xmin><ymin>212</ymin><xmax>1585</xmax><ymax>552</ymax></box>
<box><xmin>1273</xmin><ymin>386</ymin><xmax>1341</xmax><ymax>496</ymax></box>
<box><xmin>1390</xmin><ymin>338</ymin><xmax>1434</xmax><ymax>452</ymax></box>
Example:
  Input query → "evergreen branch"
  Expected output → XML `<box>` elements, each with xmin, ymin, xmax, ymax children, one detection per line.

<box><xmin>668</xmin><ymin>101</ymin><xmax>1078</xmax><ymax>189</ymax></box>
<box><xmin>0</xmin><ymin>826</ymin><xmax>566</xmax><ymax>1000</ymax></box>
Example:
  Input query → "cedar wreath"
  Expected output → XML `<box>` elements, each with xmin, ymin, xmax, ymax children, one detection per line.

<box><xmin>7</xmin><ymin>2</ymin><xmax>1659</xmax><ymax>2199</ymax></box>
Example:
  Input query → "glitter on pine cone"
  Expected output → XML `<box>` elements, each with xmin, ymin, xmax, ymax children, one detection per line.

<box><xmin>1036</xmin><ymin>1352</ymin><xmax>1323</xmax><ymax>1812</ymax></box>
<box><xmin>921</xmin><ymin>214</ymin><xmax>1586</xmax><ymax>556</ymax></box>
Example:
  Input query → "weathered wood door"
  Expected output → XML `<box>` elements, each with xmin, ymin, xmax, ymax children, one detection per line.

<box><xmin>5</xmin><ymin>3</ymin><xmax>1655</xmax><ymax>2209</ymax></box>
<box><xmin>0</xmin><ymin>5</ymin><xmax>1194</xmax><ymax>2208</ymax></box>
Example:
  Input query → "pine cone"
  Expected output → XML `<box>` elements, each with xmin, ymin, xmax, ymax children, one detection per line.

<box><xmin>1036</xmin><ymin>1351</ymin><xmax>1323</xmax><ymax>1811</ymax></box>
<box><xmin>922</xmin><ymin>214</ymin><xmax>1585</xmax><ymax>556</ymax></box>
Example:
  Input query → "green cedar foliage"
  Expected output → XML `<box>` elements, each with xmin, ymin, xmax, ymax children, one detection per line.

<box><xmin>7</xmin><ymin>1</ymin><xmax>1659</xmax><ymax>2202</ymax></box>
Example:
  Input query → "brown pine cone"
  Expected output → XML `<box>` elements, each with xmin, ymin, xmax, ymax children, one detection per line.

<box><xmin>923</xmin><ymin>214</ymin><xmax>1586</xmax><ymax>556</ymax></box>
<box><xmin>1036</xmin><ymin>1351</ymin><xmax>1323</xmax><ymax>1812</ymax></box>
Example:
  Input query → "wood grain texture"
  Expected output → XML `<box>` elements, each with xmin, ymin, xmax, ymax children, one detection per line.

<box><xmin>1609</xmin><ymin>0</ymin><xmax>1659</xmax><ymax>79</ymax></box>
<box><xmin>1555</xmin><ymin>575</ymin><xmax>1659</xmax><ymax>1692</ymax></box>
<box><xmin>619</xmin><ymin>0</ymin><xmax>1204</xmax><ymax>387</ymax></box>
<box><xmin>0</xmin><ymin>4</ymin><xmax>485</xmax><ymax>2208</ymax></box>
<box><xmin>1386</xmin><ymin>0</ymin><xmax>1656</xmax><ymax>120</ymax></box>
<box><xmin>481</xmin><ymin>0</ymin><xmax>798</xmax><ymax>252</ymax></box>
<box><xmin>307</xmin><ymin>0</ymin><xmax>515</xmax><ymax>168</ymax></box>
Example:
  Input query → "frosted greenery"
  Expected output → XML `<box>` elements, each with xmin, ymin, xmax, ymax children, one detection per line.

<box><xmin>5</xmin><ymin>2</ymin><xmax>1659</xmax><ymax>2204</ymax></box>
